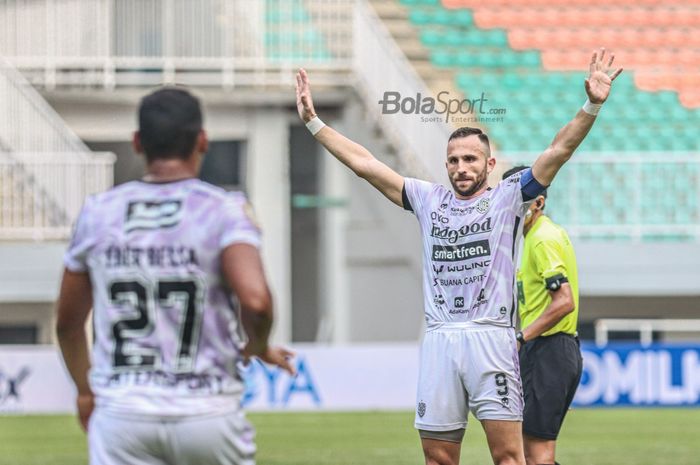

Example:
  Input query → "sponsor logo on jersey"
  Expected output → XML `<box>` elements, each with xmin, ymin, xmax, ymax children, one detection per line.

<box><xmin>125</xmin><ymin>200</ymin><xmax>183</xmax><ymax>232</ymax></box>
<box><xmin>430</xmin><ymin>217</ymin><xmax>492</xmax><ymax>244</ymax></box>
<box><xmin>432</xmin><ymin>262</ymin><xmax>490</xmax><ymax>276</ymax></box>
<box><xmin>432</xmin><ymin>240</ymin><xmax>491</xmax><ymax>262</ymax></box>
<box><xmin>432</xmin><ymin>274</ymin><xmax>485</xmax><ymax>287</ymax></box>
<box><xmin>433</xmin><ymin>294</ymin><xmax>445</xmax><ymax>306</ymax></box>
<box><xmin>454</xmin><ymin>297</ymin><xmax>464</xmax><ymax>308</ymax></box>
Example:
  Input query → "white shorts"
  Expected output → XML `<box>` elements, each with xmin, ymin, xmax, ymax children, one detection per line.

<box><xmin>88</xmin><ymin>408</ymin><xmax>256</xmax><ymax>465</ymax></box>
<box><xmin>414</xmin><ymin>324</ymin><xmax>523</xmax><ymax>432</ymax></box>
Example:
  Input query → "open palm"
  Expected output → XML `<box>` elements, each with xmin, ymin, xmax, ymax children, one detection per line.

<box><xmin>586</xmin><ymin>48</ymin><xmax>623</xmax><ymax>104</ymax></box>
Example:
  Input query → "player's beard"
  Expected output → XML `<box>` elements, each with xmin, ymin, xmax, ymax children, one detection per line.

<box><xmin>450</xmin><ymin>164</ymin><xmax>488</xmax><ymax>198</ymax></box>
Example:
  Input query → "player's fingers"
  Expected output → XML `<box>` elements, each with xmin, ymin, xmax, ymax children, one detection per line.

<box><xmin>589</xmin><ymin>51</ymin><xmax>597</xmax><ymax>74</ymax></box>
<box><xmin>598</xmin><ymin>47</ymin><xmax>606</xmax><ymax>64</ymax></box>
<box><xmin>584</xmin><ymin>78</ymin><xmax>591</xmax><ymax>95</ymax></box>
<box><xmin>610</xmin><ymin>67</ymin><xmax>623</xmax><ymax>81</ymax></box>
<box><xmin>280</xmin><ymin>359</ymin><xmax>296</xmax><ymax>376</ymax></box>
<box><xmin>607</xmin><ymin>53</ymin><xmax>615</xmax><ymax>68</ymax></box>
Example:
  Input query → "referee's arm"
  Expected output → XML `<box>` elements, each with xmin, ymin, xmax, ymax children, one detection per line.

<box><xmin>521</xmin><ymin>283</ymin><xmax>575</xmax><ymax>342</ymax></box>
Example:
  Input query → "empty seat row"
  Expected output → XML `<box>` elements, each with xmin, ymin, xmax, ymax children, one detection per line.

<box><xmin>474</xmin><ymin>6</ymin><xmax>700</xmax><ymax>28</ymax></box>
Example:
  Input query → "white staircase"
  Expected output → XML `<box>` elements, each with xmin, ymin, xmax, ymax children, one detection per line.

<box><xmin>0</xmin><ymin>58</ymin><xmax>114</xmax><ymax>240</ymax></box>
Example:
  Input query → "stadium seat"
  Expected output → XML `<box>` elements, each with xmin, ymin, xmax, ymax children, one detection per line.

<box><xmin>401</xmin><ymin>0</ymin><xmax>700</xmax><ymax>237</ymax></box>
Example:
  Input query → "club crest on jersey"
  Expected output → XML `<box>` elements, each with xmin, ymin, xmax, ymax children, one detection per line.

<box><xmin>476</xmin><ymin>198</ymin><xmax>490</xmax><ymax>214</ymax></box>
<box><xmin>125</xmin><ymin>200</ymin><xmax>183</xmax><ymax>233</ymax></box>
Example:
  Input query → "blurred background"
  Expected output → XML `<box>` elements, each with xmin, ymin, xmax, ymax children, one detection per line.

<box><xmin>0</xmin><ymin>0</ymin><xmax>699</xmax><ymax>444</ymax></box>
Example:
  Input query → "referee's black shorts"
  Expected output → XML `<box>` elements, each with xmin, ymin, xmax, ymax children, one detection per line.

<box><xmin>519</xmin><ymin>332</ymin><xmax>583</xmax><ymax>440</ymax></box>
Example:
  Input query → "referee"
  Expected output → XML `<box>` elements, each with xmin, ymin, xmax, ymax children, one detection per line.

<box><xmin>503</xmin><ymin>166</ymin><xmax>582</xmax><ymax>465</ymax></box>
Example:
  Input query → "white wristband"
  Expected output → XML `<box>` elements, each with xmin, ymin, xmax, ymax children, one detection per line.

<box><xmin>305</xmin><ymin>116</ymin><xmax>325</xmax><ymax>136</ymax></box>
<box><xmin>582</xmin><ymin>99</ymin><xmax>602</xmax><ymax>116</ymax></box>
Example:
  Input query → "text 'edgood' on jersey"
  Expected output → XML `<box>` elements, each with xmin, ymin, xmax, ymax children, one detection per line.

<box><xmin>64</xmin><ymin>178</ymin><xmax>261</xmax><ymax>417</ymax></box>
<box><xmin>403</xmin><ymin>170</ymin><xmax>535</xmax><ymax>329</ymax></box>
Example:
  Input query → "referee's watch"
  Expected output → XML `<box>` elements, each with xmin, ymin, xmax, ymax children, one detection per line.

<box><xmin>516</xmin><ymin>331</ymin><xmax>527</xmax><ymax>345</ymax></box>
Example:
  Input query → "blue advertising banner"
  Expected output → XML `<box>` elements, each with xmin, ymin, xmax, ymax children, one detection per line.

<box><xmin>574</xmin><ymin>343</ymin><xmax>700</xmax><ymax>407</ymax></box>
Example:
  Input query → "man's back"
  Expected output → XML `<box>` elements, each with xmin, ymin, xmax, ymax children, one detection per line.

<box><xmin>65</xmin><ymin>178</ymin><xmax>261</xmax><ymax>416</ymax></box>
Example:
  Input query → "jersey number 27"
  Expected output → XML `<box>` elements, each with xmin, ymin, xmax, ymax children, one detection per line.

<box><xmin>108</xmin><ymin>278</ymin><xmax>205</xmax><ymax>373</ymax></box>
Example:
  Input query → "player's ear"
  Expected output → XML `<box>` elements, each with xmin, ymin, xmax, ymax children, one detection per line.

<box><xmin>132</xmin><ymin>131</ymin><xmax>143</xmax><ymax>155</ymax></box>
<box><xmin>486</xmin><ymin>154</ymin><xmax>496</xmax><ymax>173</ymax></box>
<box><xmin>196</xmin><ymin>129</ymin><xmax>209</xmax><ymax>155</ymax></box>
<box><xmin>536</xmin><ymin>195</ymin><xmax>545</xmax><ymax>210</ymax></box>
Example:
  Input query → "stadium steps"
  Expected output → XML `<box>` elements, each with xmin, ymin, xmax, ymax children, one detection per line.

<box><xmin>442</xmin><ymin>0</ymin><xmax>700</xmax><ymax>109</ymax></box>
<box><xmin>368</xmin><ymin>0</ymin><xmax>469</xmax><ymax>113</ymax></box>
<box><xmin>397</xmin><ymin>0</ymin><xmax>700</xmax><ymax>154</ymax></box>
<box><xmin>0</xmin><ymin>59</ymin><xmax>102</xmax><ymax>239</ymax></box>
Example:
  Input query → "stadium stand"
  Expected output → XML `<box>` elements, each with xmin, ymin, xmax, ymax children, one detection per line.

<box><xmin>397</xmin><ymin>0</ymin><xmax>700</xmax><ymax>238</ymax></box>
<box><xmin>265</xmin><ymin>0</ymin><xmax>333</xmax><ymax>61</ymax></box>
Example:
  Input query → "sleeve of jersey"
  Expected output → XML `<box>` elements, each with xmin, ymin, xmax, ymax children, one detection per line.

<box><xmin>532</xmin><ymin>239</ymin><xmax>569</xmax><ymax>291</ymax></box>
<box><xmin>499</xmin><ymin>168</ymin><xmax>547</xmax><ymax>211</ymax></box>
<box><xmin>402</xmin><ymin>177</ymin><xmax>434</xmax><ymax>214</ymax></box>
<box><xmin>219</xmin><ymin>193</ymin><xmax>262</xmax><ymax>250</ymax></box>
<box><xmin>63</xmin><ymin>197</ymin><xmax>95</xmax><ymax>272</ymax></box>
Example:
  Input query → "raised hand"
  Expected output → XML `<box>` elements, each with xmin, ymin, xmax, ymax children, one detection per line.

<box><xmin>585</xmin><ymin>48</ymin><xmax>623</xmax><ymax>104</ymax></box>
<box><xmin>295</xmin><ymin>68</ymin><xmax>318</xmax><ymax>123</ymax></box>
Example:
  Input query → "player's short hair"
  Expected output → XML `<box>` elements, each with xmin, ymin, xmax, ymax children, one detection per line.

<box><xmin>138</xmin><ymin>87</ymin><xmax>203</xmax><ymax>162</ymax></box>
<box><xmin>448</xmin><ymin>127</ymin><xmax>491</xmax><ymax>154</ymax></box>
<box><xmin>502</xmin><ymin>165</ymin><xmax>548</xmax><ymax>198</ymax></box>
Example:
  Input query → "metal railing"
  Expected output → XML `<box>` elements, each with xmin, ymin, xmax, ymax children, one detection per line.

<box><xmin>353</xmin><ymin>1</ymin><xmax>452</xmax><ymax>184</ymax></box>
<box><xmin>595</xmin><ymin>319</ymin><xmax>700</xmax><ymax>347</ymax></box>
<box><xmin>0</xmin><ymin>0</ymin><xmax>354</xmax><ymax>88</ymax></box>
<box><xmin>0</xmin><ymin>152</ymin><xmax>115</xmax><ymax>240</ymax></box>
<box><xmin>0</xmin><ymin>58</ymin><xmax>90</xmax><ymax>156</ymax></box>
<box><xmin>1</xmin><ymin>58</ymin><xmax>115</xmax><ymax>241</ymax></box>
<box><xmin>501</xmin><ymin>155</ymin><xmax>700</xmax><ymax>240</ymax></box>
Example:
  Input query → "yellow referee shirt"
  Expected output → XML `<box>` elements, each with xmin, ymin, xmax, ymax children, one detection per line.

<box><xmin>517</xmin><ymin>215</ymin><xmax>579</xmax><ymax>336</ymax></box>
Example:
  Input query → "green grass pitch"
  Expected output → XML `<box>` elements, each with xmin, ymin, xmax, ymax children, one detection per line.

<box><xmin>0</xmin><ymin>409</ymin><xmax>698</xmax><ymax>464</ymax></box>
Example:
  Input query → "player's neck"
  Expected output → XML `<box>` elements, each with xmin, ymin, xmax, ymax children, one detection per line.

<box><xmin>143</xmin><ymin>158</ymin><xmax>199</xmax><ymax>183</ymax></box>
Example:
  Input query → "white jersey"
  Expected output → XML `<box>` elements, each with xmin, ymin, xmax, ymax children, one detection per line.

<box><xmin>65</xmin><ymin>178</ymin><xmax>261</xmax><ymax>417</ymax></box>
<box><xmin>404</xmin><ymin>170</ymin><xmax>533</xmax><ymax>329</ymax></box>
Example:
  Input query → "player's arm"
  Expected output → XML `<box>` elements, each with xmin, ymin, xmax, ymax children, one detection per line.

<box><xmin>295</xmin><ymin>68</ymin><xmax>404</xmax><ymax>207</ymax></box>
<box><xmin>520</xmin><ymin>282</ymin><xmax>575</xmax><ymax>342</ymax></box>
<box><xmin>531</xmin><ymin>48</ymin><xmax>622</xmax><ymax>186</ymax></box>
<box><xmin>221</xmin><ymin>244</ymin><xmax>294</xmax><ymax>375</ymax></box>
<box><xmin>55</xmin><ymin>269</ymin><xmax>94</xmax><ymax>432</ymax></box>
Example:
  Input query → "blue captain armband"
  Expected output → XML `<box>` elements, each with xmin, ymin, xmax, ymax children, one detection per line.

<box><xmin>520</xmin><ymin>168</ymin><xmax>548</xmax><ymax>201</ymax></box>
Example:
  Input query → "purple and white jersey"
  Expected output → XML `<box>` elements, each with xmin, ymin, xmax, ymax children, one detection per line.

<box><xmin>64</xmin><ymin>178</ymin><xmax>260</xmax><ymax>416</ymax></box>
<box><xmin>404</xmin><ymin>170</ymin><xmax>533</xmax><ymax>329</ymax></box>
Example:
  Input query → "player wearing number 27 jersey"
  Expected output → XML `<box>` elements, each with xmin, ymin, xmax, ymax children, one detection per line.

<box><xmin>56</xmin><ymin>87</ymin><xmax>293</xmax><ymax>465</ymax></box>
<box><xmin>65</xmin><ymin>180</ymin><xmax>259</xmax><ymax>416</ymax></box>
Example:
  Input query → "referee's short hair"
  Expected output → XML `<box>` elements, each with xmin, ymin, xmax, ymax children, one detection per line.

<box><xmin>138</xmin><ymin>87</ymin><xmax>203</xmax><ymax>162</ymax></box>
<box><xmin>502</xmin><ymin>165</ymin><xmax>547</xmax><ymax>198</ymax></box>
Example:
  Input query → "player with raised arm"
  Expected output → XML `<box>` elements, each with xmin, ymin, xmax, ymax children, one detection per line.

<box><xmin>56</xmin><ymin>87</ymin><xmax>294</xmax><ymax>465</ymax></box>
<box><xmin>296</xmin><ymin>49</ymin><xmax>621</xmax><ymax>465</ymax></box>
